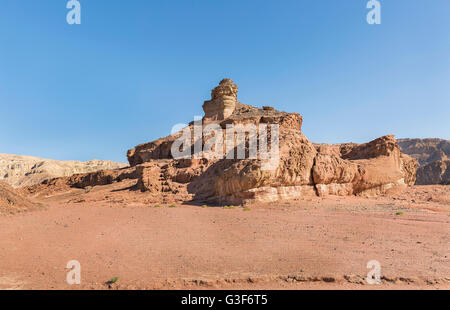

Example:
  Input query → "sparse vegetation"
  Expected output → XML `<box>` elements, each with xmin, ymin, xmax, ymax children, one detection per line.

<box><xmin>224</xmin><ymin>205</ymin><xmax>236</xmax><ymax>209</ymax></box>
<box><xmin>169</xmin><ymin>204</ymin><xmax>177</xmax><ymax>208</ymax></box>
<box><xmin>202</xmin><ymin>205</ymin><xmax>209</xmax><ymax>208</ymax></box>
<box><xmin>108</xmin><ymin>277</ymin><xmax>119</xmax><ymax>284</ymax></box>
<box><xmin>154</xmin><ymin>204</ymin><xmax>162</xmax><ymax>208</ymax></box>
<box><xmin>396</xmin><ymin>212</ymin><xmax>404</xmax><ymax>216</ymax></box>
<box><xmin>243</xmin><ymin>207</ymin><xmax>251</xmax><ymax>211</ymax></box>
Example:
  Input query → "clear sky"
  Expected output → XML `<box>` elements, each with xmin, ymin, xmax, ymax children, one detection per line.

<box><xmin>0</xmin><ymin>0</ymin><xmax>449</xmax><ymax>163</ymax></box>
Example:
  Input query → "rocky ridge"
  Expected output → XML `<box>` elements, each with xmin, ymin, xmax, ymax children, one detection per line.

<box><xmin>0</xmin><ymin>154</ymin><xmax>128</xmax><ymax>188</ymax></box>
<box><xmin>398</xmin><ymin>138</ymin><xmax>450</xmax><ymax>185</ymax></box>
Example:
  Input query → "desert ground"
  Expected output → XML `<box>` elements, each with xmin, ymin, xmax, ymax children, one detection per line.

<box><xmin>0</xmin><ymin>181</ymin><xmax>448</xmax><ymax>290</ymax></box>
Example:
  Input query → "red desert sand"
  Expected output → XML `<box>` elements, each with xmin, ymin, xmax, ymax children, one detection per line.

<box><xmin>0</xmin><ymin>180</ymin><xmax>448</xmax><ymax>290</ymax></box>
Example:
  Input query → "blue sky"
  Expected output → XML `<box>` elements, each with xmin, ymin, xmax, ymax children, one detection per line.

<box><xmin>0</xmin><ymin>0</ymin><xmax>449</xmax><ymax>163</ymax></box>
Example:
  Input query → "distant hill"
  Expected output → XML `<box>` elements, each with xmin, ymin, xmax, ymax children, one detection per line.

<box><xmin>0</xmin><ymin>154</ymin><xmax>127</xmax><ymax>188</ymax></box>
<box><xmin>397</xmin><ymin>138</ymin><xmax>450</xmax><ymax>185</ymax></box>
<box><xmin>397</xmin><ymin>138</ymin><xmax>449</xmax><ymax>166</ymax></box>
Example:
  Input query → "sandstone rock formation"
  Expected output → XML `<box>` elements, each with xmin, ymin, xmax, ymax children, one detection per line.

<box><xmin>27</xmin><ymin>79</ymin><xmax>417</xmax><ymax>205</ymax></box>
<box><xmin>0</xmin><ymin>181</ymin><xmax>36</xmax><ymax>214</ymax></box>
<box><xmin>398</xmin><ymin>138</ymin><xmax>450</xmax><ymax>185</ymax></box>
<box><xmin>124</xmin><ymin>79</ymin><xmax>417</xmax><ymax>204</ymax></box>
<box><xmin>0</xmin><ymin>154</ymin><xmax>128</xmax><ymax>188</ymax></box>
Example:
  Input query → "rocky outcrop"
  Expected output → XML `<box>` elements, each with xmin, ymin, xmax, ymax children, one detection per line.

<box><xmin>127</xmin><ymin>94</ymin><xmax>303</xmax><ymax>166</ymax></box>
<box><xmin>416</xmin><ymin>160</ymin><xmax>450</xmax><ymax>185</ymax></box>
<box><xmin>203</xmin><ymin>79</ymin><xmax>238</xmax><ymax>120</ymax></box>
<box><xmin>0</xmin><ymin>154</ymin><xmax>128</xmax><ymax>188</ymax></box>
<box><xmin>312</xmin><ymin>136</ymin><xmax>417</xmax><ymax>197</ymax></box>
<box><xmin>215</xmin><ymin>135</ymin><xmax>417</xmax><ymax>202</ymax></box>
<box><xmin>131</xmin><ymin>133</ymin><xmax>415</xmax><ymax>204</ymax></box>
<box><xmin>397</xmin><ymin>138</ymin><xmax>450</xmax><ymax>184</ymax></box>
<box><xmin>28</xmin><ymin>79</ymin><xmax>417</xmax><ymax>205</ymax></box>
<box><xmin>0</xmin><ymin>181</ymin><xmax>36</xmax><ymax>214</ymax></box>
<box><xmin>126</xmin><ymin>79</ymin><xmax>417</xmax><ymax>204</ymax></box>
<box><xmin>24</xmin><ymin>166</ymin><xmax>138</xmax><ymax>196</ymax></box>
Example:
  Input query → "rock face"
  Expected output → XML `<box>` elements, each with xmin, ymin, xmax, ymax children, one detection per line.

<box><xmin>0</xmin><ymin>154</ymin><xmax>128</xmax><ymax>188</ymax></box>
<box><xmin>124</xmin><ymin>79</ymin><xmax>417</xmax><ymax>204</ymax></box>
<box><xmin>416</xmin><ymin>160</ymin><xmax>450</xmax><ymax>185</ymax></box>
<box><xmin>312</xmin><ymin>136</ymin><xmax>418</xmax><ymax>198</ymax></box>
<box><xmin>398</xmin><ymin>138</ymin><xmax>450</xmax><ymax>185</ymax></box>
<box><xmin>0</xmin><ymin>181</ymin><xmax>36</xmax><ymax>214</ymax></box>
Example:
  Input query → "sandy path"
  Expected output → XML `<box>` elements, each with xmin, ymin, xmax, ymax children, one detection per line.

<box><xmin>0</xmin><ymin>201</ymin><xmax>448</xmax><ymax>290</ymax></box>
